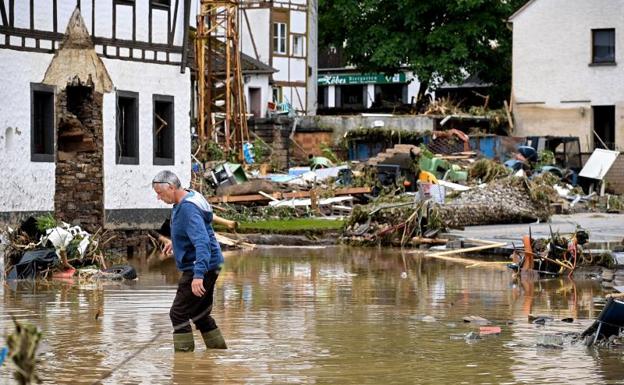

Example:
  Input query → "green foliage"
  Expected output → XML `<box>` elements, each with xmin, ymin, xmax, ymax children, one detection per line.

<box><xmin>469</xmin><ymin>158</ymin><xmax>509</xmax><ymax>182</ymax></box>
<box><xmin>320</xmin><ymin>142</ymin><xmax>340</xmax><ymax>164</ymax></box>
<box><xmin>538</xmin><ymin>150</ymin><xmax>555</xmax><ymax>166</ymax></box>
<box><xmin>35</xmin><ymin>214</ymin><xmax>56</xmax><ymax>233</ymax></box>
<box><xmin>252</xmin><ymin>138</ymin><xmax>271</xmax><ymax>163</ymax></box>
<box><xmin>236</xmin><ymin>218</ymin><xmax>345</xmax><ymax>234</ymax></box>
<box><xmin>341</xmin><ymin>128</ymin><xmax>429</xmax><ymax>149</ymax></box>
<box><xmin>319</xmin><ymin>0</ymin><xmax>529</xmax><ymax>100</ymax></box>
<box><xmin>205</xmin><ymin>141</ymin><xmax>225</xmax><ymax>161</ymax></box>
<box><xmin>418</xmin><ymin>144</ymin><xmax>434</xmax><ymax>159</ymax></box>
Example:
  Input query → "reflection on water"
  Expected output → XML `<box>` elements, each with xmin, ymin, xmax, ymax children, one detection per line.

<box><xmin>1</xmin><ymin>246</ymin><xmax>623</xmax><ymax>384</ymax></box>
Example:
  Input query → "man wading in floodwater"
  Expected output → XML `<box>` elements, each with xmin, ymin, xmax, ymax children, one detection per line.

<box><xmin>152</xmin><ymin>170</ymin><xmax>227</xmax><ymax>352</ymax></box>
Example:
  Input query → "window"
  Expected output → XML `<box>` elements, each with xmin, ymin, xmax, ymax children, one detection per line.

<box><xmin>592</xmin><ymin>29</ymin><xmax>615</xmax><ymax>64</ymax></box>
<box><xmin>273</xmin><ymin>22</ymin><xmax>287</xmax><ymax>54</ymax></box>
<box><xmin>116</xmin><ymin>91</ymin><xmax>139</xmax><ymax>164</ymax></box>
<box><xmin>272</xmin><ymin>87</ymin><xmax>282</xmax><ymax>103</ymax></box>
<box><xmin>153</xmin><ymin>95</ymin><xmax>174</xmax><ymax>165</ymax></box>
<box><xmin>292</xmin><ymin>35</ymin><xmax>305</xmax><ymax>57</ymax></box>
<box><xmin>31</xmin><ymin>84</ymin><xmax>55</xmax><ymax>162</ymax></box>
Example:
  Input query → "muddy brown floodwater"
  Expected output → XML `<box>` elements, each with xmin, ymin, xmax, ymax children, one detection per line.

<box><xmin>1</xmin><ymin>246</ymin><xmax>623</xmax><ymax>384</ymax></box>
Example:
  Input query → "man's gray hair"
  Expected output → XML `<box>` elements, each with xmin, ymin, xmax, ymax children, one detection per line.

<box><xmin>152</xmin><ymin>170</ymin><xmax>181</xmax><ymax>188</ymax></box>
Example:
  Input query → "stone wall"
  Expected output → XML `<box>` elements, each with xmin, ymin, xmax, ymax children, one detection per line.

<box><xmin>248</xmin><ymin>116</ymin><xmax>292</xmax><ymax>169</ymax></box>
<box><xmin>292</xmin><ymin>131</ymin><xmax>334</xmax><ymax>160</ymax></box>
<box><xmin>54</xmin><ymin>84</ymin><xmax>104</xmax><ymax>232</ymax></box>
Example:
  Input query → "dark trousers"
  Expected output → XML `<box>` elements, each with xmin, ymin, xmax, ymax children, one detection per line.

<box><xmin>170</xmin><ymin>270</ymin><xmax>219</xmax><ymax>334</ymax></box>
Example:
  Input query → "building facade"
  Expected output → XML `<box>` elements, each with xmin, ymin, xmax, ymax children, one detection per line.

<box><xmin>238</xmin><ymin>0</ymin><xmax>317</xmax><ymax>115</ymax></box>
<box><xmin>0</xmin><ymin>1</ymin><xmax>191</xmax><ymax>229</ymax></box>
<box><xmin>510</xmin><ymin>0</ymin><xmax>624</xmax><ymax>152</ymax></box>
<box><xmin>316</xmin><ymin>47</ymin><xmax>420</xmax><ymax>113</ymax></box>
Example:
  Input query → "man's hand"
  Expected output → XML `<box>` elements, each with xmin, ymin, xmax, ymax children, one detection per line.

<box><xmin>191</xmin><ymin>278</ymin><xmax>206</xmax><ymax>297</ymax></box>
<box><xmin>160</xmin><ymin>236</ymin><xmax>173</xmax><ymax>255</ymax></box>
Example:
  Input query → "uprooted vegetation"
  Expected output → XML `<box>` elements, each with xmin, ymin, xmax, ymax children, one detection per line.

<box><xmin>2</xmin><ymin>214</ymin><xmax>116</xmax><ymax>278</ymax></box>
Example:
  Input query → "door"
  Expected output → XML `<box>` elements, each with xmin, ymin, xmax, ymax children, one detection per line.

<box><xmin>593</xmin><ymin>105</ymin><xmax>615</xmax><ymax>150</ymax></box>
<box><xmin>249</xmin><ymin>88</ymin><xmax>262</xmax><ymax>118</ymax></box>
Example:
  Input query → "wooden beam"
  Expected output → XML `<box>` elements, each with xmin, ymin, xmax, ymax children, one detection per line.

<box><xmin>180</xmin><ymin>0</ymin><xmax>190</xmax><ymax>73</ymax></box>
<box><xmin>420</xmin><ymin>242</ymin><xmax>508</xmax><ymax>257</ymax></box>
<box><xmin>169</xmin><ymin>0</ymin><xmax>179</xmax><ymax>45</ymax></box>
<box><xmin>0</xmin><ymin>0</ymin><xmax>8</xmax><ymax>27</ymax></box>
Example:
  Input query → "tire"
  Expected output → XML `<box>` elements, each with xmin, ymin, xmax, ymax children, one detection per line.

<box><xmin>103</xmin><ymin>265</ymin><xmax>137</xmax><ymax>280</ymax></box>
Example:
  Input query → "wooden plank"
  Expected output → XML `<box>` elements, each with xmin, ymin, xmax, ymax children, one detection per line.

<box><xmin>209</xmin><ymin>187</ymin><xmax>371</xmax><ymax>204</ymax></box>
<box><xmin>420</xmin><ymin>242</ymin><xmax>508</xmax><ymax>257</ymax></box>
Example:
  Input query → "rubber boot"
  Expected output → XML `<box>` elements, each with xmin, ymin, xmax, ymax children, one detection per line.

<box><xmin>201</xmin><ymin>328</ymin><xmax>227</xmax><ymax>349</ymax></box>
<box><xmin>173</xmin><ymin>332</ymin><xmax>195</xmax><ymax>352</ymax></box>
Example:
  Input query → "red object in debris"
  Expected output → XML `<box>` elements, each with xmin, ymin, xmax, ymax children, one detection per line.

<box><xmin>479</xmin><ymin>326</ymin><xmax>502</xmax><ymax>336</ymax></box>
<box><xmin>52</xmin><ymin>267</ymin><xmax>76</xmax><ymax>279</ymax></box>
<box><xmin>403</xmin><ymin>180</ymin><xmax>412</xmax><ymax>187</ymax></box>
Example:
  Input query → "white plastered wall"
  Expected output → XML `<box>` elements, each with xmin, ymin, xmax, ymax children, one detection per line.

<box><xmin>244</xmin><ymin>74</ymin><xmax>272</xmax><ymax>118</ymax></box>
<box><xmin>512</xmin><ymin>0</ymin><xmax>624</xmax><ymax>150</ymax></box>
<box><xmin>102</xmin><ymin>59</ymin><xmax>191</xmax><ymax>211</ymax></box>
<box><xmin>240</xmin><ymin>9</ymin><xmax>271</xmax><ymax>63</ymax></box>
<box><xmin>0</xmin><ymin>50</ymin><xmax>191</xmax><ymax>213</ymax></box>
<box><xmin>0</xmin><ymin>50</ymin><xmax>56</xmax><ymax>212</ymax></box>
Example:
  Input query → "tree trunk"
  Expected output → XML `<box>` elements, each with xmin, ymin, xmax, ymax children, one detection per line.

<box><xmin>415</xmin><ymin>78</ymin><xmax>430</xmax><ymax>113</ymax></box>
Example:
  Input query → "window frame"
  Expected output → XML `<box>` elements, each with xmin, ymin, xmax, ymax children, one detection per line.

<box><xmin>152</xmin><ymin>94</ymin><xmax>175</xmax><ymax>166</ymax></box>
<box><xmin>291</xmin><ymin>34</ymin><xmax>306</xmax><ymax>58</ymax></box>
<box><xmin>273</xmin><ymin>22</ymin><xmax>287</xmax><ymax>55</ymax></box>
<box><xmin>592</xmin><ymin>28</ymin><xmax>616</xmax><ymax>65</ymax></box>
<box><xmin>30</xmin><ymin>83</ymin><xmax>55</xmax><ymax>163</ymax></box>
<box><xmin>116</xmin><ymin>90</ymin><xmax>140</xmax><ymax>165</ymax></box>
<box><xmin>272</xmin><ymin>87</ymin><xmax>283</xmax><ymax>103</ymax></box>
<box><xmin>150</xmin><ymin>0</ymin><xmax>170</xmax><ymax>9</ymax></box>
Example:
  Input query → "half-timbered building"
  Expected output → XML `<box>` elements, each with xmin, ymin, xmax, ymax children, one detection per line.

<box><xmin>0</xmin><ymin>1</ymin><xmax>192</xmax><ymax>229</ymax></box>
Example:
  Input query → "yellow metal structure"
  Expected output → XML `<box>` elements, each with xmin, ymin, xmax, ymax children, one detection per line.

<box><xmin>195</xmin><ymin>0</ymin><xmax>249</xmax><ymax>161</ymax></box>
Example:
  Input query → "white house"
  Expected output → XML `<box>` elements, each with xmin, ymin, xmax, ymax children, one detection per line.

<box><xmin>237</xmin><ymin>0</ymin><xmax>317</xmax><ymax>115</ymax></box>
<box><xmin>0</xmin><ymin>1</ymin><xmax>192</xmax><ymax>229</ymax></box>
<box><xmin>509</xmin><ymin>0</ymin><xmax>624</xmax><ymax>152</ymax></box>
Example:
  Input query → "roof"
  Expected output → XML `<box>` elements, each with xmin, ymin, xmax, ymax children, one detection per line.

<box><xmin>187</xmin><ymin>37</ymin><xmax>277</xmax><ymax>75</ymax></box>
<box><xmin>508</xmin><ymin>0</ymin><xmax>538</xmax><ymax>22</ymax></box>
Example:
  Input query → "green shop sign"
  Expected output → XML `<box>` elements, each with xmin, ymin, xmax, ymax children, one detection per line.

<box><xmin>318</xmin><ymin>73</ymin><xmax>407</xmax><ymax>86</ymax></box>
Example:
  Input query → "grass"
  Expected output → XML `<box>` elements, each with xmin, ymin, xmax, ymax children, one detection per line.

<box><xmin>215</xmin><ymin>218</ymin><xmax>345</xmax><ymax>234</ymax></box>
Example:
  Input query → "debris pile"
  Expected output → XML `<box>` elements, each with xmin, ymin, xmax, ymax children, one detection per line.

<box><xmin>2</xmin><ymin>214</ymin><xmax>117</xmax><ymax>280</ymax></box>
<box><xmin>438</xmin><ymin>177</ymin><xmax>552</xmax><ymax>228</ymax></box>
<box><xmin>342</xmin><ymin>199</ymin><xmax>444</xmax><ymax>246</ymax></box>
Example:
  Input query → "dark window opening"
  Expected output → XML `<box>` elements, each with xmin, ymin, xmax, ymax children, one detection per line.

<box><xmin>317</xmin><ymin>86</ymin><xmax>327</xmax><ymax>108</ymax></box>
<box><xmin>66</xmin><ymin>85</ymin><xmax>93</xmax><ymax>116</ymax></box>
<box><xmin>592</xmin><ymin>29</ymin><xmax>615</xmax><ymax>64</ymax></box>
<box><xmin>31</xmin><ymin>83</ymin><xmax>55</xmax><ymax>162</ymax></box>
<box><xmin>339</xmin><ymin>85</ymin><xmax>365</xmax><ymax>109</ymax></box>
<box><xmin>593</xmin><ymin>105</ymin><xmax>616</xmax><ymax>150</ymax></box>
<box><xmin>372</xmin><ymin>84</ymin><xmax>406</xmax><ymax>108</ymax></box>
<box><xmin>116</xmin><ymin>91</ymin><xmax>139</xmax><ymax>164</ymax></box>
<box><xmin>153</xmin><ymin>95</ymin><xmax>174</xmax><ymax>165</ymax></box>
<box><xmin>59</xmin><ymin>85</ymin><xmax>96</xmax><ymax>153</ymax></box>
<box><xmin>151</xmin><ymin>0</ymin><xmax>170</xmax><ymax>9</ymax></box>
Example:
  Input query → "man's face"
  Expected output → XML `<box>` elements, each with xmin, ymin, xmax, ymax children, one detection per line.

<box><xmin>153</xmin><ymin>183</ymin><xmax>176</xmax><ymax>204</ymax></box>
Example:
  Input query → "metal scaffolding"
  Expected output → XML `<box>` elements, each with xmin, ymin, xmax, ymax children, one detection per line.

<box><xmin>195</xmin><ymin>0</ymin><xmax>248</xmax><ymax>161</ymax></box>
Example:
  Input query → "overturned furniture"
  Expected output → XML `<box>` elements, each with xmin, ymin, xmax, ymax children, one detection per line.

<box><xmin>581</xmin><ymin>297</ymin><xmax>624</xmax><ymax>346</ymax></box>
<box><xmin>509</xmin><ymin>227</ymin><xmax>590</xmax><ymax>278</ymax></box>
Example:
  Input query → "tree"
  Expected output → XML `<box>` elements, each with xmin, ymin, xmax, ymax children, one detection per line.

<box><xmin>319</xmin><ymin>0</ymin><xmax>529</xmax><ymax>107</ymax></box>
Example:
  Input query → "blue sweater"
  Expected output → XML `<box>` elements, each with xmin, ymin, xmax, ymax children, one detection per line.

<box><xmin>171</xmin><ymin>190</ymin><xmax>224</xmax><ymax>278</ymax></box>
